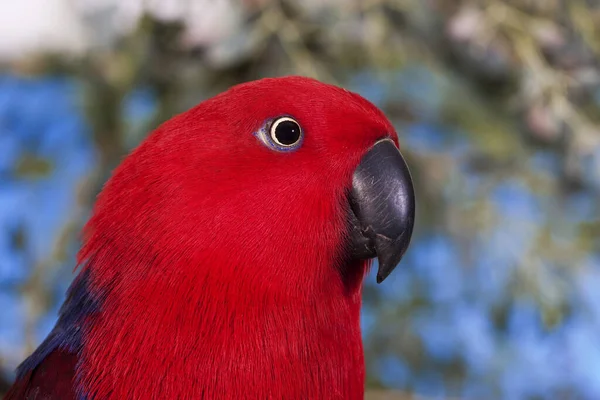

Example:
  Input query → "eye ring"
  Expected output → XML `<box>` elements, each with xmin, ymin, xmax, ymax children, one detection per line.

<box><xmin>269</xmin><ymin>117</ymin><xmax>303</xmax><ymax>148</ymax></box>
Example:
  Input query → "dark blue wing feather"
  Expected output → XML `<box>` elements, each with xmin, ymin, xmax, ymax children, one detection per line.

<box><xmin>4</xmin><ymin>269</ymin><xmax>99</xmax><ymax>400</ymax></box>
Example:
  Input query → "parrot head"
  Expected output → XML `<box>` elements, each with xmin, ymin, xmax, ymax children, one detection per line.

<box><xmin>84</xmin><ymin>76</ymin><xmax>414</xmax><ymax>290</ymax></box>
<box><xmin>70</xmin><ymin>76</ymin><xmax>415</xmax><ymax>399</ymax></box>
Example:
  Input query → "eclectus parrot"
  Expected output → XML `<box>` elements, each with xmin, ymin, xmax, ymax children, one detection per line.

<box><xmin>5</xmin><ymin>76</ymin><xmax>415</xmax><ymax>400</ymax></box>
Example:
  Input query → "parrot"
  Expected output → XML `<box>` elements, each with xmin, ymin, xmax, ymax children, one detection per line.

<box><xmin>4</xmin><ymin>76</ymin><xmax>415</xmax><ymax>400</ymax></box>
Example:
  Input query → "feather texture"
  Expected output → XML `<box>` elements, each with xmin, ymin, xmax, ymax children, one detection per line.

<box><xmin>6</xmin><ymin>76</ymin><xmax>397</xmax><ymax>399</ymax></box>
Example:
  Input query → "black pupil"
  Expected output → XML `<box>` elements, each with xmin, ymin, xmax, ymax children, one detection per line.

<box><xmin>274</xmin><ymin>120</ymin><xmax>300</xmax><ymax>145</ymax></box>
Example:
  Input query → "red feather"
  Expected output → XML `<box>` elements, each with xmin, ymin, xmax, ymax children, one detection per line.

<box><xmin>4</xmin><ymin>350</ymin><xmax>77</xmax><ymax>400</ymax></box>
<box><xmin>7</xmin><ymin>76</ymin><xmax>397</xmax><ymax>399</ymax></box>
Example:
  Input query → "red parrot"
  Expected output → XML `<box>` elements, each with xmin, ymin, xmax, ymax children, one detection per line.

<box><xmin>5</xmin><ymin>76</ymin><xmax>415</xmax><ymax>400</ymax></box>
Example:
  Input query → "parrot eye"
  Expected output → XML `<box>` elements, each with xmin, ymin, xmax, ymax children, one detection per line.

<box><xmin>255</xmin><ymin>116</ymin><xmax>303</xmax><ymax>152</ymax></box>
<box><xmin>270</xmin><ymin>117</ymin><xmax>302</xmax><ymax>148</ymax></box>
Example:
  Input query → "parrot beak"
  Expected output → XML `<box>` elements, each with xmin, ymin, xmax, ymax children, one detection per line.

<box><xmin>348</xmin><ymin>139</ymin><xmax>415</xmax><ymax>283</ymax></box>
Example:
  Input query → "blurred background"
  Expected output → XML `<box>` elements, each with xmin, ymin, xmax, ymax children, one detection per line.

<box><xmin>0</xmin><ymin>0</ymin><xmax>599</xmax><ymax>399</ymax></box>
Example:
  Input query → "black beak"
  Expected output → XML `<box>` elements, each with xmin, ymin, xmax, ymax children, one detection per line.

<box><xmin>348</xmin><ymin>139</ymin><xmax>415</xmax><ymax>283</ymax></box>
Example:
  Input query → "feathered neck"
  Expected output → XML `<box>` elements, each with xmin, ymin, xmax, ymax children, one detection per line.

<box><xmin>73</xmin><ymin>252</ymin><xmax>367</xmax><ymax>400</ymax></box>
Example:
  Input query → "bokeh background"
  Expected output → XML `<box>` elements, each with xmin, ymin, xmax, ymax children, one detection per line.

<box><xmin>0</xmin><ymin>0</ymin><xmax>599</xmax><ymax>399</ymax></box>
